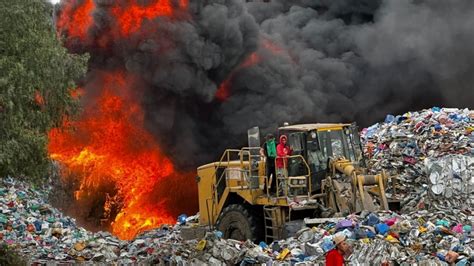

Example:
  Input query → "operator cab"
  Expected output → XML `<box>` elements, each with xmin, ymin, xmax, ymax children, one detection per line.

<box><xmin>278</xmin><ymin>123</ymin><xmax>365</xmax><ymax>192</ymax></box>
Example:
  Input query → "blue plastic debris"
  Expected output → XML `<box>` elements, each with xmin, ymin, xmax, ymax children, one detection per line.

<box><xmin>375</xmin><ymin>223</ymin><xmax>390</xmax><ymax>235</ymax></box>
<box><xmin>177</xmin><ymin>214</ymin><xmax>187</xmax><ymax>225</ymax></box>
<box><xmin>385</xmin><ymin>114</ymin><xmax>395</xmax><ymax>123</ymax></box>
<box><xmin>365</xmin><ymin>213</ymin><xmax>380</xmax><ymax>227</ymax></box>
<box><xmin>214</xmin><ymin>231</ymin><xmax>223</xmax><ymax>239</ymax></box>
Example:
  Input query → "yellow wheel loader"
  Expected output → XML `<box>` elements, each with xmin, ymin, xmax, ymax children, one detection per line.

<box><xmin>196</xmin><ymin>123</ymin><xmax>399</xmax><ymax>243</ymax></box>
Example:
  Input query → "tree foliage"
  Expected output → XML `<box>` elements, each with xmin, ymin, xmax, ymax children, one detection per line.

<box><xmin>0</xmin><ymin>0</ymin><xmax>88</xmax><ymax>181</ymax></box>
<box><xmin>0</xmin><ymin>243</ymin><xmax>27</xmax><ymax>266</ymax></box>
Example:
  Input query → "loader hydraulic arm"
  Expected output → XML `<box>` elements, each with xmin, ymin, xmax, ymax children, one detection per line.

<box><xmin>328</xmin><ymin>157</ymin><xmax>389</xmax><ymax>212</ymax></box>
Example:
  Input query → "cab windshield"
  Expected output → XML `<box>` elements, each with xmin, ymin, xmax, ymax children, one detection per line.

<box><xmin>306</xmin><ymin>131</ymin><xmax>327</xmax><ymax>171</ymax></box>
<box><xmin>317</xmin><ymin>129</ymin><xmax>352</xmax><ymax>160</ymax></box>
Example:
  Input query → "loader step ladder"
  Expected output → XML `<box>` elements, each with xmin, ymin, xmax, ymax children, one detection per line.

<box><xmin>248</xmin><ymin>152</ymin><xmax>261</xmax><ymax>189</ymax></box>
<box><xmin>263</xmin><ymin>206</ymin><xmax>287</xmax><ymax>243</ymax></box>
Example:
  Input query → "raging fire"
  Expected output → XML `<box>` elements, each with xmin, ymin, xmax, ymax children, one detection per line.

<box><xmin>51</xmin><ymin>0</ymin><xmax>199</xmax><ymax>240</ymax></box>
<box><xmin>52</xmin><ymin>0</ymin><xmax>282</xmax><ymax>239</ymax></box>
<box><xmin>48</xmin><ymin>71</ymin><xmax>194</xmax><ymax>240</ymax></box>
<box><xmin>111</xmin><ymin>0</ymin><xmax>189</xmax><ymax>36</ymax></box>
<box><xmin>56</xmin><ymin>0</ymin><xmax>95</xmax><ymax>41</ymax></box>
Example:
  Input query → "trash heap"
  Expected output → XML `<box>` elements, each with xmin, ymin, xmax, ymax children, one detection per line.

<box><xmin>5</xmin><ymin>174</ymin><xmax>472</xmax><ymax>266</ymax></box>
<box><xmin>120</xmin><ymin>210</ymin><xmax>474</xmax><ymax>265</ymax></box>
<box><xmin>0</xmin><ymin>107</ymin><xmax>473</xmax><ymax>265</ymax></box>
<box><xmin>361</xmin><ymin>107</ymin><xmax>474</xmax><ymax>211</ymax></box>
<box><xmin>2</xmin><ymin>173</ymin><xmax>472</xmax><ymax>265</ymax></box>
<box><xmin>0</xmin><ymin>177</ymin><xmax>123</xmax><ymax>262</ymax></box>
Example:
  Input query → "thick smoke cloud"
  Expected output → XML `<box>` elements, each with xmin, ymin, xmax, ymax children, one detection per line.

<box><xmin>136</xmin><ymin>0</ymin><xmax>260</xmax><ymax>167</ymax></box>
<box><xmin>220</xmin><ymin>0</ymin><xmax>474</xmax><ymax>144</ymax></box>
<box><xmin>59</xmin><ymin>0</ymin><xmax>260</xmax><ymax>167</ymax></box>
<box><xmin>352</xmin><ymin>0</ymin><xmax>474</xmax><ymax>114</ymax></box>
<box><xmin>60</xmin><ymin>0</ymin><xmax>474</xmax><ymax>169</ymax></box>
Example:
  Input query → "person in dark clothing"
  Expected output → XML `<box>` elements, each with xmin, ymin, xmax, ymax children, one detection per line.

<box><xmin>260</xmin><ymin>133</ymin><xmax>277</xmax><ymax>193</ymax></box>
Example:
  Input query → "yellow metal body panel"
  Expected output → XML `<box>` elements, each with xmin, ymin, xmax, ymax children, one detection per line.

<box><xmin>197</xmin><ymin>160</ymin><xmax>249</xmax><ymax>171</ymax></box>
<box><xmin>197</xmin><ymin>163</ymin><xmax>304</xmax><ymax>226</ymax></box>
<box><xmin>197</xmin><ymin>158</ymin><xmax>265</xmax><ymax>226</ymax></box>
<box><xmin>213</xmin><ymin>187</ymin><xmax>230</xmax><ymax>224</ymax></box>
<box><xmin>197</xmin><ymin>164</ymin><xmax>216</xmax><ymax>226</ymax></box>
<box><xmin>317</xmin><ymin>126</ymin><xmax>344</xmax><ymax>132</ymax></box>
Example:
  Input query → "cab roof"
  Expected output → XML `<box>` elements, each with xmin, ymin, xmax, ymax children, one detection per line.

<box><xmin>278</xmin><ymin>123</ymin><xmax>351</xmax><ymax>132</ymax></box>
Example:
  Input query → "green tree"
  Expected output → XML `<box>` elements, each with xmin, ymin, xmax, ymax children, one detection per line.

<box><xmin>0</xmin><ymin>0</ymin><xmax>88</xmax><ymax>182</ymax></box>
<box><xmin>0</xmin><ymin>243</ymin><xmax>27</xmax><ymax>266</ymax></box>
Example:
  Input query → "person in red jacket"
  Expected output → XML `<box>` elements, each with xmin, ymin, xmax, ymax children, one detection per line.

<box><xmin>326</xmin><ymin>234</ymin><xmax>351</xmax><ymax>266</ymax></box>
<box><xmin>276</xmin><ymin>135</ymin><xmax>291</xmax><ymax>195</ymax></box>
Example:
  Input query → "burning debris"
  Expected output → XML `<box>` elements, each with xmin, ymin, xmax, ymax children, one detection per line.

<box><xmin>48</xmin><ymin>71</ymin><xmax>197</xmax><ymax>240</ymax></box>
<box><xmin>50</xmin><ymin>0</ymin><xmax>263</xmax><ymax>238</ymax></box>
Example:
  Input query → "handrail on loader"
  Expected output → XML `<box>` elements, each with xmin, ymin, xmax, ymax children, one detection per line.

<box><xmin>211</xmin><ymin>147</ymin><xmax>264</xmax><ymax>212</ymax></box>
<box><xmin>274</xmin><ymin>155</ymin><xmax>311</xmax><ymax>198</ymax></box>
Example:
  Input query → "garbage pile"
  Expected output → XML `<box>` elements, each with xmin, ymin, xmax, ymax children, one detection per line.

<box><xmin>425</xmin><ymin>155</ymin><xmax>473</xmax><ymax>205</ymax></box>
<box><xmin>123</xmin><ymin>210</ymin><xmax>474</xmax><ymax>265</ymax></box>
<box><xmin>4</xmin><ymin>173</ymin><xmax>472</xmax><ymax>265</ymax></box>
<box><xmin>0</xmin><ymin>177</ymin><xmax>123</xmax><ymax>262</ymax></box>
<box><xmin>361</xmin><ymin>107</ymin><xmax>474</xmax><ymax>211</ymax></box>
<box><xmin>2</xmin><ymin>173</ymin><xmax>472</xmax><ymax>265</ymax></box>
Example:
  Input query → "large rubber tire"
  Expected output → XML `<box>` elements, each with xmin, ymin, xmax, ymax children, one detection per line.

<box><xmin>216</xmin><ymin>204</ymin><xmax>261</xmax><ymax>242</ymax></box>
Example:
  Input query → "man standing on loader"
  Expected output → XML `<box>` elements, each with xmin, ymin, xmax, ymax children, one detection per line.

<box><xmin>276</xmin><ymin>135</ymin><xmax>292</xmax><ymax>195</ymax></box>
<box><xmin>260</xmin><ymin>133</ymin><xmax>277</xmax><ymax>193</ymax></box>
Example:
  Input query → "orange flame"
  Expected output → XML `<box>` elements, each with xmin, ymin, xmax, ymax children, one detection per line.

<box><xmin>48</xmin><ymin>71</ymin><xmax>196</xmax><ymax>240</ymax></box>
<box><xmin>215</xmin><ymin>77</ymin><xmax>233</xmax><ymax>101</ymax></box>
<box><xmin>57</xmin><ymin>0</ymin><xmax>95</xmax><ymax>41</ymax></box>
<box><xmin>261</xmin><ymin>39</ymin><xmax>285</xmax><ymax>55</ymax></box>
<box><xmin>215</xmin><ymin>38</ymin><xmax>291</xmax><ymax>101</ymax></box>
<box><xmin>69</xmin><ymin>87</ymin><xmax>85</xmax><ymax>99</ymax></box>
<box><xmin>111</xmin><ymin>0</ymin><xmax>189</xmax><ymax>36</ymax></box>
<box><xmin>34</xmin><ymin>90</ymin><xmax>45</xmax><ymax>106</ymax></box>
<box><xmin>240</xmin><ymin>52</ymin><xmax>262</xmax><ymax>68</ymax></box>
<box><xmin>215</xmin><ymin>52</ymin><xmax>261</xmax><ymax>101</ymax></box>
<box><xmin>53</xmin><ymin>0</ymin><xmax>198</xmax><ymax>240</ymax></box>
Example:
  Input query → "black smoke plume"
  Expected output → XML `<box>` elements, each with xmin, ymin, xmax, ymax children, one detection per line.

<box><xmin>58</xmin><ymin>0</ymin><xmax>474</xmax><ymax>170</ymax></box>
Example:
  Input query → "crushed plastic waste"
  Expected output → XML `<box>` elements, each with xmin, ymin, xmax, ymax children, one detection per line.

<box><xmin>0</xmin><ymin>107</ymin><xmax>472</xmax><ymax>264</ymax></box>
<box><xmin>361</xmin><ymin>107</ymin><xmax>474</xmax><ymax>211</ymax></box>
